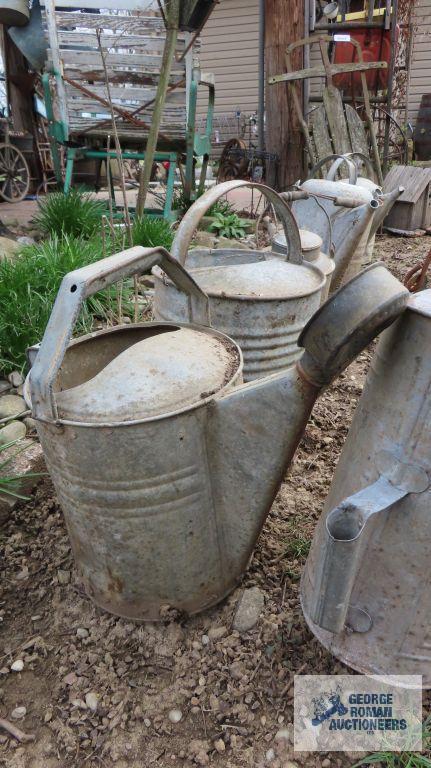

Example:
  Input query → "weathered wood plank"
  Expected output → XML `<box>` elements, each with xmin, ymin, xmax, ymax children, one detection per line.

<box><xmin>268</xmin><ymin>61</ymin><xmax>387</xmax><ymax>84</ymax></box>
<box><xmin>345</xmin><ymin>105</ymin><xmax>369</xmax><ymax>157</ymax></box>
<box><xmin>57</xmin><ymin>31</ymin><xmax>185</xmax><ymax>53</ymax></box>
<box><xmin>62</xmin><ymin>67</ymin><xmax>184</xmax><ymax>86</ymax></box>
<box><xmin>53</xmin><ymin>11</ymin><xmax>167</xmax><ymax>32</ymax></box>
<box><xmin>323</xmin><ymin>86</ymin><xmax>351</xmax><ymax>155</ymax></box>
<box><xmin>65</xmin><ymin>83</ymin><xmax>186</xmax><ymax>104</ymax></box>
<box><xmin>41</xmin><ymin>0</ymin><xmax>158</xmax><ymax>11</ymax></box>
<box><xmin>51</xmin><ymin>49</ymin><xmax>186</xmax><ymax>72</ymax></box>
<box><xmin>310</xmin><ymin>105</ymin><xmax>333</xmax><ymax>167</ymax></box>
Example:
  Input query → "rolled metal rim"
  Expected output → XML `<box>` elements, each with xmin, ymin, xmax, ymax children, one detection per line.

<box><xmin>24</xmin><ymin>321</ymin><xmax>244</xmax><ymax>428</ymax></box>
<box><xmin>152</xmin><ymin>261</ymin><xmax>326</xmax><ymax>301</ymax></box>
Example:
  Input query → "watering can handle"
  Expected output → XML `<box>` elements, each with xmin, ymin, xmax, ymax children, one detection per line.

<box><xmin>30</xmin><ymin>246</ymin><xmax>211</xmax><ymax>422</ymax></box>
<box><xmin>326</xmin><ymin>156</ymin><xmax>358</xmax><ymax>184</ymax></box>
<box><xmin>171</xmin><ymin>180</ymin><xmax>303</xmax><ymax>266</ymax></box>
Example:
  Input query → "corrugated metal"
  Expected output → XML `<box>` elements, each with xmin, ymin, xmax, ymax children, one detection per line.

<box><xmin>197</xmin><ymin>0</ymin><xmax>260</xmax><ymax>148</ymax></box>
<box><xmin>408</xmin><ymin>0</ymin><xmax>431</xmax><ymax>125</ymax></box>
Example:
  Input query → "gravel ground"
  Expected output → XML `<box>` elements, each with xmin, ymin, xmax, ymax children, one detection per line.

<box><xmin>0</xmin><ymin>233</ymin><xmax>430</xmax><ymax>768</ymax></box>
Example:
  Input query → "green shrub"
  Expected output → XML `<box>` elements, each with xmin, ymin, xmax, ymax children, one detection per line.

<box><xmin>132</xmin><ymin>216</ymin><xmax>174</xmax><ymax>250</ymax></box>
<box><xmin>0</xmin><ymin>234</ymin><xmax>134</xmax><ymax>375</ymax></box>
<box><xmin>172</xmin><ymin>189</ymin><xmax>235</xmax><ymax>218</ymax></box>
<box><xmin>33</xmin><ymin>188</ymin><xmax>107</xmax><ymax>239</ymax></box>
<box><xmin>209</xmin><ymin>211</ymin><xmax>246</xmax><ymax>239</ymax></box>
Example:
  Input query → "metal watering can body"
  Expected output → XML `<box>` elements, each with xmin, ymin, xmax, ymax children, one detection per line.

<box><xmin>270</xmin><ymin>228</ymin><xmax>335</xmax><ymax>302</ymax></box>
<box><xmin>153</xmin><ymin>180</ymin><xmax>325</xmax><ymax>382</ymax></box>
<box><xmin>301</xmin><ymin>289</ymin><xmax>431</xmax><ymax>685</ymax></box>
<box><xmin>25</xmin><ymin>244</ymin><xmax>408</xmax><ymax>622</ymax></box>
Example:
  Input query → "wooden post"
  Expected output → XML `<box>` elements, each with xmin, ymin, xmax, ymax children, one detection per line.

<box><xmin>265</xmin><ymin>0</ymin><xmax>305</xmax><ymax>188</ymax></box>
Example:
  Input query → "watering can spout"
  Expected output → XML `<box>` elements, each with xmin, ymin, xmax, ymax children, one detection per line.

<box><xmin>209</xmin><ymin>264</ymin><xmax>410</xmax><ymax>575</ymax></box>
<box><xmin>331</xmin><ymin>200</ymin><xmax>378</xmax><ymax>289</ymax></box>
<box><xmin>369</xmin><ymin>186</ymin><xmax>404</xmax><ymax>238</ymax></box>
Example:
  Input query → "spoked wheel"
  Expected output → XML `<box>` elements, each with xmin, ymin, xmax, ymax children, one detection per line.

<box><xmin>217</xmin><ymin>138</ymin><xmax>249</xmax><ymax>182</ymax></box>
<box><xmin>0</xmin><ymin>143</ymin><xmax>30</xmax><ymax>203</ymax></box>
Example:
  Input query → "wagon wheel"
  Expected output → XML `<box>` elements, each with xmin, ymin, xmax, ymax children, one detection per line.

<box><xmin>0</xmin><ymin>143</ymin><xmax>30</xmax><ymax>203</ymax></box>
<box><xmin>217</xmin><ymin>138</ymin><xmax>249</xmax><ymax>182</ymax></box>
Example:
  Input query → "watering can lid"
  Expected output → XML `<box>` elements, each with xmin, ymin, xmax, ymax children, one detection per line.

<box><xmin>274</xmin><ymin>229</ymin><xmax>323</xmax><ymax>254</ymax></box>
<box><xmin>176</xmin><ymin>259</ymin><xmax>324</xmax><ymax>300</ymax></box>
<box><xmin>54</xmin><ymin>327</ymin><xmax>241</xmax><ymax>424</ymax></box>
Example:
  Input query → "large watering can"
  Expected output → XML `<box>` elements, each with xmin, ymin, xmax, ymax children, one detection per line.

<box><xmin>153</xmin><ymin>180</ymin><xmax>326</xmax><ymax>381</ymax></box>
<box><xmin>270</xmin><ymin>228</ymin><xmax>335</xmax><ymax>301</ymax></box>
<box><xmin>301</xmin><ymin>288</ymin><xmax>431</xmax><ymax>685</ymax></box>
<box><xmin>25</xmin><ymin>246</ymin><xmax>408</xmax><ymax>621</ymax></box>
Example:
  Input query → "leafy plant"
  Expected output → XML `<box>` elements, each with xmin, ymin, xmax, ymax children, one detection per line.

<box><xmin>132</xmin><ymin>216</ymin><xmax>174</xmax><ymax>250</ymax></box>
<box><xmin>209</xmin><ymin>211</ymin><xmax>247</xmax><ymax>239</ymax></box>
<box><xmin>172</xmin><ymin>188</ymin><xmax>236</xmax><ymax>218</ymax></box>
<box><xmin>0</xmin><ymin>440</ymin><xmax>44</xmax><ymax>501</ymax></box>
<box><xmin>352</xmin><ymin>716</ymin><xmax>431</xmax><ymax>768</ymax></box>
<box><xmin>33</xmin><ymin>188</ymin><xmax>107</xmax><ymax>239</ymax></box>
<box><xmin>0</xmin><ymin>234</ymin><xmax>134</xmax><ymax>375</ymax></box>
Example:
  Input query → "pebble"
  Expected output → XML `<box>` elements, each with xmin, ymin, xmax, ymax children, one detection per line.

<box><xmin>201</xmin><ymin>635</ymin><xmax>209</xmax><ymax>646</ymax></box>
<box><xmin>207</xmin><ymin>626</ymin><xmax>227</xmax><ymax>641</ymax></box>
<box><xmin>322</xmin><ymin>760</ymin><xmax>331</xmax><ymax>767</ymax></box>
<box><xmin>23</xmin><ymin>417</ymin><xmax>37</xmax><ymax>433</ymax></box>
<box><xmin>63</xmin><ymin>672</ymin><xmax>77</xmax><ymax>685</ymax></box>
<box><xmin>7</xmin><ymin>371</ymin><xmax>24</xmax><ymax>388</ymax></box>
<box><xmin>76</xmin><ymin>627</ymin><xmax>89</xmax><ymax>639</ymax></box>
<box><xmin>0</xmin><ymin>394</ymin><xmax>26</xmax><ymax>419</ymax></box>
<box><xmin>0</xmin><ymin>420</ymin><xmax>26</xmax><ymax>445</ymax></box>
<box><xmin>232</xmin><ymin>586</ymin><xmax>265</xmax><ymax>632</ymax></box>
<box><xmin>168</xmin><ymin>709</ymin><xmax>182</xmax><ymax>723</ymax></box>
<box><xmin>214</xmin><ymin>739</ymin><xmax>225</xmax><ymax>753</ymax></box>
<box><xmin>11</xmin><ymin>659</ymin><xmax>24</xmax><ymax>672</ymax></box>
<box><xmin>57</xmin><ymin>569</ymin><xmax>70</xmax><ymax>585</ymax></box>
<box><xmin>85</xmin><ymin>692</ymin><xmax>99</xmax><ymax>713</ymax></box>
<box><xmin>11</xmin><ymin>706</ymin><xmax>26</xmax><ymax>720</ymax></box>
<box><xmin>266</xmin><ymin>748</ymin><xmax>275</xmax><ymax>762</ymax></box>
<box><xmin>144</xmin><ymin>718</ymin><xmax>151</xmax><ymax>727</ymax></box>
<box><xmin>0</xmin><ymin>380</ymin><xmax>11</xmax><ymax>395</ymax></box>
<box><xmin>17</xmin><ymin>236</ymin><xmax>36</xmax><ymax>246</ymax></box>
<box><xmin>275</xmin><ymin>728</ymin><xmax>292</xmax><ymax>742</ymax></box>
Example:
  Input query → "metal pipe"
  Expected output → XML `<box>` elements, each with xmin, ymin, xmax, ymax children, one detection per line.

<box><xmin>382</xmin><ymin>0</ymin><xmax>398</xmax><ymax>176</ymax></box>
<box><xmin>258</xmin><ymin>0</ymin><xmax>265</xmax><ymax>153</ymax></box>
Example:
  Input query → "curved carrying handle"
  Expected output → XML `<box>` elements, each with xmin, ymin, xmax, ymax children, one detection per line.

<box><xmin>171</xmin><ymin>180</ymin><xmax>303</xmax><ymax>266</ymax></box>
<box><xmin>30</xmin><ymin>246</ymin><xmax>210</xmax><ymax>422</ymax></box>
<box><xmin>326</xmin><ymin>156</ymin><xmax>357</xmax><ymax>184</ymax></box>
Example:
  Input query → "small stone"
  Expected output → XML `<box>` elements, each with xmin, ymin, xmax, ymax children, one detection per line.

<box><xmin>11</xmin><ymin>707</ymin><xmax>26</xmax><ymax>720</ymax></box>
<box><xmin>0</xmin><ymin>395</ymin><xmax>26</xmax><ymax>419</ymax></box>
<box><xmin>321</xmin><ymin>761</ymin><xmax>331</xmax><ymax>768</ymax></box>
<box><xmin>57</xmin><ymin>569</ymin><xmax>70</xmax><ymax>585</ymax></box>
<box><xmin>201</xmin><ymin>635</ymin><xmax>209</xmax><ymax>645</ymax></box>
<box><xmin>44</xmin><ymin>709</ymin><xmax>53</xmax><ymax>723</ymax></box>
<box><xmin>11</xmin><ymin>659</ymin><xmax>24</xmax><ymax>672</ymax></box>
<box><xmin>0</xmin><ymin>667</ymin><xmax>9</xmax><ymax>675</ymax></box>
<box><xmin>85</xmin><ymin>692</ymin><xmax>99</xmax><ymax>713</ymax></box>
<box><xmin>144</xmin><ymin>718</ymin><xmax>151</xmax><ymax>727</ymax></box>
<box><xmin>207</xmin><ymin>626</ymin><xmax>227</xmax><ymax>641</ymax></box>
<box><xmin>23</xmin><ymin>417</ymin><xmax>37</xmax><ymax>433</ymax></box>
<box><xmin>0</xmin><ymin>420</ymin><xmax>26</xmax><ymax>445</ymax></box>
<box><xmin>17</xmin><ymin>236</ymin><xmax>35</xmax><ymax>246</ymax></box>
<box><xmin>0</xmin><ymin>380</ymin><xmax>11</xmax><ymax>395</ymax></box>
<box><xmin>266</xmin><ymin>748</ymin><xmax>275</xmax><ymax>762</ymax></box>
<box><xmin>7</xmin><ymin>371</ymin><xmax>24</xmax><ymax>388</ymax></box>
<box><xmin>63</xmin><ymin>672</ymin><xmax>77</xmax><ymax>685</ymax></box>
<box><xmin>232</xmin><ymin>586</ymin><xmax>265</xmax><ymax>632</ymax></box>
<box><xmin>31</xmin><ymin>615</ymin><xmax>42</xmax><ymax>621</ymax></box>
<box><xmin>168</xmin><ymin>709</ymin><xmax>182</xmax><ymax>723</ymax></box>
<box><xmin>275</xmin><ymin>728</ymin><xmax>292</xmax><ymax>742</ymax></box>
<box><xmin>0</xmin><ymin>236</ymin><xmax>20</xmax><ymax>262</ymax></box>
<box><xmin>76</xmin><ymin>627</ymin><xmax>89</xmax><ymax>639</ymax></box>
<box><xmin>214</xmin><ymin>739</ymin><xmax>225</xmax><ymax>753</ymax></box>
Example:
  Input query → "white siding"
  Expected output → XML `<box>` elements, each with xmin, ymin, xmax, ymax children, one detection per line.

<box><xmin>408</xmin><ymin>0</ymin><xmax>431</xmax><ymax>125</ymax></box>
<box><xmin>196</xmin><ymin>0</ymin><xmax>260</xmax><ymax>142</ymax></box>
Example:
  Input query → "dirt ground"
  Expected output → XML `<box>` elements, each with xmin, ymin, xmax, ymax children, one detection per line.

<box><xmin>0</xmin><ymin>233</ymin><xmax>430</xmax><ymax>768</ymax></box>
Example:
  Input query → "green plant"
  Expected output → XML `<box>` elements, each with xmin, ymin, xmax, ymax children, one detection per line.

<box><xmin>0</xmin><ymin>440</ymin><xmax>43</xmax><ymax>501</ymax></box>
<box><xmin>172</xmin><ymin>188</ymin><xmax>235</xmax><ymax>218</ymax></box>
<box><xmin>352</xmin><ymin>717</ymin><xmax>431</xmax><ymax>768</ymax></box>
<box><xmin>132</xmin><ymin>216</ymin><xmax>174</xmax><ymax>250</ymax></box>
<box><xmin>33</xmin><ymin>188</ymin><xmax>107</xmax><ymax>239</ymax></box>
<box><xmin>0</xmin><ymin>234</ymin><xmax>135</xmax><ymax>375</ymax></box>
<box><xmin>209</xmin><ymin>211</ymin><xmax>247</xmax><ymax>239</ymax></box>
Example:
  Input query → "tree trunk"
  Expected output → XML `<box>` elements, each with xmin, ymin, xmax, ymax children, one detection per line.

<box><xmin>265</xmin><ymin>0</ymin><xmax>305</xmax><ymax>188</ymax></box>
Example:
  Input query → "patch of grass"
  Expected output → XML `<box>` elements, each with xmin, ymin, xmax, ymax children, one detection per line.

<box><xmin>0</xmin><ymin>440</ymin><xmax>44</xmax><ymax>501</ymax></box>
<box><xmin>33</xmin><ymin>188</ymin><xmax>107</xmax><ymax>239</ymax></box>
<box><xmin>0</xmin><ymin>234</ymin><xmax>134</xmax><ymax>375</ymax></box>
<box><xmin>131</xmin><ymin>216</ymin><xmax>174</xmax><ymax>250</ymax></box>
<box><xmin>352</xmin><ymin>717</ymin><xmax>431</xmax><ymax>768</ymax></box>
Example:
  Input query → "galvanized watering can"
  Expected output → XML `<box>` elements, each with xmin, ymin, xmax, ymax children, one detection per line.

<box><xmin>153</xmin><ymin>180</ymin><xmax>326</xmax><ymax>381</ymax></box>
<box><xmin>301</xmin><ymin>288</ymin><xmax>431</xmax><ymax>685</ymax></box>
<box><xmin>25</xmin><ymin>246</ymin><xmax>408</xmax><ymax>621</ymax></box>
<box><xmin>271</xmin><ymin>228</ymin><xmax>334</xmax><ymax>301</ymax></box>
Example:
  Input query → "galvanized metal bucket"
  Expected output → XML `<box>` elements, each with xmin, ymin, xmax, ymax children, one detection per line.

<box><xmin>153</xmin><ymin>180</ymin><xmax>326</xmax><ymax>381</ymax></box>
<box><xmin>301</xmin><ymin>288</ymin><xmax>431</xmax><ymax>685</ymax></box>
<box><xmin>0</xmin><ymin>0</ymin><xmax>29</xmax><ymax>26</ymax></box>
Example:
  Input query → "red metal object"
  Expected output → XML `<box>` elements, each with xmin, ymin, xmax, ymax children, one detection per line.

<box><xmin>333</xmin><ymin>26</ymin><xmax>399</xmax><ymax>91</ymax></box>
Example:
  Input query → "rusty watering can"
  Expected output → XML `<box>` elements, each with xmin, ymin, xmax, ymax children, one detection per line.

<box><xmin>153</xmin><ymin>180</ymin><xmax>326</xmax><ymax>381</ymax></box>
<box><xmin>301</xmin><ymin>288</ymin><xmax>431</xmax><ymax>685</ymax></box>
<box><xmin>25</xmin><ymin>246</ymin><xmax>408</xmax><ymax>621</ymax></box>
<box><xmin>271</xmin><ymin>229</ymin><xmax>334</xmax><ymax>301</ymax></box>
